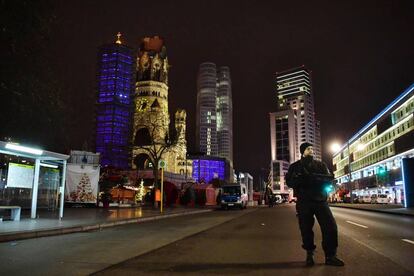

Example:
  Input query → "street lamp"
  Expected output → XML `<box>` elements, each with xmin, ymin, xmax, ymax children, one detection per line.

<box><xmin>330</xmin><ymin>143</ymin><xmax>341</xmax><ymax>154</ymax></box>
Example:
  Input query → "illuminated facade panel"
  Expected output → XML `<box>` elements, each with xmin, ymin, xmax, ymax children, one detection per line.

<box><xmin>191</xmin><ymin>157</ymin><xmax>226</xmax><ymax>183</ymax></box>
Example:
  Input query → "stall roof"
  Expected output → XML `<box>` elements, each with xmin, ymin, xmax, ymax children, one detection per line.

<box><xmin>0</xmin><ymin>141</ymin><xmax>69</xmax><ymax>162</ymax></box>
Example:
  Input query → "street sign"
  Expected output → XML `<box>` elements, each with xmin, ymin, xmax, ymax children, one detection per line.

<box><xmin>158</xmin><ymin>159</ymin><xmax>167</xmax><ymax>169</ymax></box>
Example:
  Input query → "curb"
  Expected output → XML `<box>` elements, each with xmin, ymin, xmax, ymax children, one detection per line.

<box><xmin>0</xmin><ymin>209</ymin><xmax>213</xmax><ymax>243</ymax></box>
<box><xmin>329</xmin><ymin>205</ymin><xmax>414</xmax><ymax>217</ymax></box>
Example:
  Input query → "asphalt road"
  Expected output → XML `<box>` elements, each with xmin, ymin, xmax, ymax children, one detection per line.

<box><xmin>1</xmin><ymin>205</ymin><xmax>413</xmax><ymax>275</ymax></box>
<box><xmin>95</xmin><ymin>205</ymin><xmax>414</xmax><ymax>276</ymax></box>
<box><xmin>0</xmin><ymin>209</ymin><xmax>254</xmax><ymax>276</ymax></box>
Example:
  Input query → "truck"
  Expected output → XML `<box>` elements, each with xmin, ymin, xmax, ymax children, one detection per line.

<box><xmin>220</xmin><ymin>183</ymin><xmax>248</xmax><ymax>209</ymax></box>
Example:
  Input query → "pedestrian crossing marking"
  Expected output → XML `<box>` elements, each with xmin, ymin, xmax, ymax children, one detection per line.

<box><xmin>346</xmin><ymin>220</ymin><xmax>368</xmax><ymax>229</ymax></box>
<box><xmin>402</xmin><ymin>239</ymin><xmax>414</xmax><ymax>245</ymax></box>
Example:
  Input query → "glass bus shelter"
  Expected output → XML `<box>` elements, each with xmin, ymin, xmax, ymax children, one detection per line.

<box><xmin>0</xmin><ymin>141</ymin><xmax>69</xmax><ymax>219</ymax></box>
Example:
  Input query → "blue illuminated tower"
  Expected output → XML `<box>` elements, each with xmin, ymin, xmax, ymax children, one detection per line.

<box><xmin>95</xmin><ymin>33</ymin><xmax>135</xmax><ymax>168</ymax></box>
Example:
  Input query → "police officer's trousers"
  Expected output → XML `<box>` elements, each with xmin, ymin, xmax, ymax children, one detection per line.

<box><xmin>296</xmin><ymin>200</ymin><xmax>338</xmax><ymax>257</ymax></box>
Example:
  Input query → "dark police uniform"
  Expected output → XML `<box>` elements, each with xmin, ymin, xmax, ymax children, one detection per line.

<box><xmin>286</xmin><ymin>155</ymin><xmax>338</xmax><ymax>257</ymax></box>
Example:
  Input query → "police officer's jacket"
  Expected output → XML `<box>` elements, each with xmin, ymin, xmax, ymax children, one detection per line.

<box><xmin>286</xmin><ymin>156</ymin><xmax>334</xmax><ymax>202</ymax></box>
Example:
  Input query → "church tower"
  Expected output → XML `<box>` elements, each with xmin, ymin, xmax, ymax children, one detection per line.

<box><xmin>132</xmin><ymin>36</ymin><xmax>187</xmax><ymax>175</ymax></box>
<box><xmin>170</xmin><ymin>109</ymin><xmax>190</xmax><ymax>175</ymax></box>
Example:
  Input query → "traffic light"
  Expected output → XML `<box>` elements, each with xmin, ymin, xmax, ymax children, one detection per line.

<box><xmin>377</xmin><ymin>166</ymin><xmax>386</xmax><ymax>176</ymax></box>
<box><xmin>376</xmin><ymin>166</ymin><xmax>388</xmax><ymax>184</ymax></box>
<box><xmin>324</xmin><ymin>184</ymin><xmax>334</xmax><ymax>193</ymax></box>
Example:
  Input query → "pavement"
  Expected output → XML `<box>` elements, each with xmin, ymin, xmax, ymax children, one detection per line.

<box><xmin>1</xmin><ymin>203</ymin><xmax>413</xmax><ymax>243</ymax></box>
<box><xmin>0</xmin><ymin>205</ymin><xmax>214</xmax><ymax>243</ymax></box>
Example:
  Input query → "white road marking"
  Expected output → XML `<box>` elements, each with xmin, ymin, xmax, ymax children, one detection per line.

<box><xmin>402</xmin><ymin>239</ymin><xmax>414</xmax><ymax>245</ymax></box>
<box><xmin>346</xmin><ymin>220</ymin><xmax>368</xmax><ymax>229</ymax></box>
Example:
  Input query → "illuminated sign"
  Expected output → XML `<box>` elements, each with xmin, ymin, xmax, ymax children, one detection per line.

<box><xmin>6</xmin><ymin>163</ymin><xmax>34</xmax><ymax>189</ymax></box>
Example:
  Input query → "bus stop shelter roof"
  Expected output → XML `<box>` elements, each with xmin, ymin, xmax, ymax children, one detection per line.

<box><xmin>0</xmin><ymin>141</ymin><xmax>69</xmax><ymax>162</ymax></box>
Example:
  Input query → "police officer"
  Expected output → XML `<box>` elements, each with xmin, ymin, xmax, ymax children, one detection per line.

<box><xmin>286</xmin><ymin>142</ymin><xmax>344</xmax><ymax>267</ymax></box>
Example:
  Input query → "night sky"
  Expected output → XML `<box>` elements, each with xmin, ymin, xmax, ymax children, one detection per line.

<box><xmin>4</xmin><ymin>1</ymin><xmax>414</xmax><ymax>181</ymax></box>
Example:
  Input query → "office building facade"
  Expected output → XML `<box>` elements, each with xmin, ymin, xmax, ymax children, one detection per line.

<box><xmin>270</xmin><ymin>109</ymin><xmax>297</xmax><ymax>192</ymax></box>
<box><xmin>238</xmin><ymin>172</ymin><xmax>254</xmax><ymax>203</ymax></box>
<box><xmin>332</xmin><ymin>84</ymin><xmax>414</xmax><ymax>206</ymax></box>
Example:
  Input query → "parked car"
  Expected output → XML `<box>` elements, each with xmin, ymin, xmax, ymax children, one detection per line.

<box><xmin>353</xmin><ymin>195</ymin><xmax>363</xmax><ymax>203</ymax></box>
<box><xmin>361</xmin><ymin>195</ymin><xmax>372</xmax><ymax>204</ymax></box>
<box><xmin>371</xmin><ymin>194</ymin><xmax>389</xmax><ymax>204</ymax></box>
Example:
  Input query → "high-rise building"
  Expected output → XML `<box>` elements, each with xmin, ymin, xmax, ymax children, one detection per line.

<box><xmin>275</xmin><ymin>66</ymin><xmax>321</xmax><ymax>161</ymax></box>
<box><xmin>269</xmin><ymin>66</ymin><xmax>321</xmax><ymax>194</ymax></box>
<box><xmin>95</xmin><ymin>33</ymin><xmax>135</xmax><ymax>169</ymax></box>
<box><xmin>217</xmin><ymin>66</ymin><xmax>233</xmax><ymax>167</ymax></box>
<box><xmin>197</xmin><ymin>62</ymin><xmax>218</xmax><ymax>157</ymax></box>
<box><xmin>196</xmin><ymin>63</ymin><xmax>233</xmax><ymax>168</ymax></box>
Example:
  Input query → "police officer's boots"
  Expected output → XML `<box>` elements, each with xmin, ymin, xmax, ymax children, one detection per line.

<box><xmin>325</xmin><ymin>255</ymin><xmax>345</xmax><ymax>266</ymax></box>
<box><xmin>306</xmin><ymin>251</ymin><xmax>314</xmax><ymax>266</ymax></box>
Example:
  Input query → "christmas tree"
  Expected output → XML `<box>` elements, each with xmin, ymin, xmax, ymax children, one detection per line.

<box><xmin>135</xmin><ymin>179</ymin><xmax>145</xmax><ymax>203</ymax></box>
<box><xmin>70</xmin><ymin>173</ymin><xmax>95</xmax><ymax>202</ymax></box>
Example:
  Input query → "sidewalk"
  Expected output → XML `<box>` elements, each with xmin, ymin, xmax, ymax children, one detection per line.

<box><xmin>0</xmin><ymin>206</ymin><xmax>214</xmax><ymax>243</ymax></box>
<box><xmin>329</xmin><ymin>203</ymin><xmax>414</xmax><ymax>217</ymax></box>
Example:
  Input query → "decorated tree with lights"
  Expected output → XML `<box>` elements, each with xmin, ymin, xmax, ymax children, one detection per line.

<box><xmin>135</xmin><ymin>179</ymin><xmax>145</xmax><ymax>203</ymax></box>
<box><xmin>71</xmin><ymin>173</ymin><xmax>95</xmax><ymax>202</ymax></box>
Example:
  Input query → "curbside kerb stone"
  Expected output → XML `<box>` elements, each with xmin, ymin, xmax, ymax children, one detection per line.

<box><xmin>0</xmin><ymin>209</ymin><xmax>214</xmax><ymax>243</ymax></box>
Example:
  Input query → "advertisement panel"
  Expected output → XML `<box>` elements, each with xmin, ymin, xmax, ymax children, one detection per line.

<box><xmin>6</xmin><ymin>163</ymin><xmax>34</xmax><ymax>189</ymax></box>
<box><xmin>65</xmin><ymin>164</ymin><xmax>100</xmax><ymax>203</ymax></box>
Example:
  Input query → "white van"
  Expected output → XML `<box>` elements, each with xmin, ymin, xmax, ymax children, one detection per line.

<box><xmin>220</xmin><ymin>183</ymin><xmax>248</xmax><ymax>209</ymax></box>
